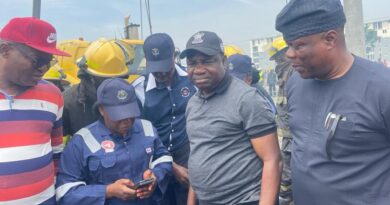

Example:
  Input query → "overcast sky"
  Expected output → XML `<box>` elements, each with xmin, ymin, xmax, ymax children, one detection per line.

<box><xmin>1</xmin><ymin>0</ymin><xmax>389</xmax><ymax>52</ymax></box>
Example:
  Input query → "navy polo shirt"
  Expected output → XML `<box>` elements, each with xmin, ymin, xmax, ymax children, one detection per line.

<box><xmin>135</xmin><ymin>65</ymin><xmax>196</xmax><ymax>152</ymax></box>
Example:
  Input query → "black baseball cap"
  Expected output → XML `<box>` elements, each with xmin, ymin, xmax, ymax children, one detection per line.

<box><xmin>180</xmin><ymin>31</ymin><xmax>224</xmax><ymax>59</ymax></box>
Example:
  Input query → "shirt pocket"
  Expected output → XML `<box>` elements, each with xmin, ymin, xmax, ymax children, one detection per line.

<box><xmin>100</xmin><ymin>153</ymin><xmax>118</xmax><ymax>183</ymax></box>
<box><xmin>328</xmin><ymin>120</ymin><xmax>356</xmax><ymax>158</ymax></box>
<box><xmin>88</xmin><ymin>158</ymin><xmax>103</xmax><ymax>183</ymax></box>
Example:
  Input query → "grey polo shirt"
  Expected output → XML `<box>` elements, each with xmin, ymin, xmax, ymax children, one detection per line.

<box><xmin>186</xmin><ymin>74</ymin><xmax>276</xmax><ymax>205</ymax></box>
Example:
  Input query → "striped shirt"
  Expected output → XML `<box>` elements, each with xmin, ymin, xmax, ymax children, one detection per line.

<box><xmin>0</xmin><ymin>80</ymin><xmax>64</xmax><ymax>204</ymax></box>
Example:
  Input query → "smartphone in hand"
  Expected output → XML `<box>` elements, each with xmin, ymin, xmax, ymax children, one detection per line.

<box><xmin>133</xmin><ymin>178</ymin><xmax>154</xmax><ymax>189</ymax></box>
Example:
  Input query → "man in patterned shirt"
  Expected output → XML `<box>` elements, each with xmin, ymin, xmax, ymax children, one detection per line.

<box><xmin>0</xmin><ymin>17</ymin><xmax>69</xmax><ymax>204</ymax></box>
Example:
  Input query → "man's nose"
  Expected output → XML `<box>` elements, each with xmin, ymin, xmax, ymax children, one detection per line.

<box><xmin>285</xmin><ymin>47</ymin><xmax>295</xmax><ymax>59</ymax></box>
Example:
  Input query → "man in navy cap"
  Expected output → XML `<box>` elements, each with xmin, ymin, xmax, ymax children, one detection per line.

<box><xmin>227</xmin><ymin>53</ymin><xmax>276</xmax><ymax>114</ymax></box>
<box><xmin>133</xmin><ymin>33</ymin><xmax>196</xmax><ymax>205</ymax></box>
<box><xmin>182</xmin><ymin>31</ymin><xmax>282</xmax><ymax>205</ymax></box>
<box><xmin>276</xmin><ymin>0</ymin><xmax>390</xmax><ymax>204</ymax></box>
<box><xmin>56</xmin><ymin>78</ymin><xmax>172</xmax><ymax>205</ymax></box>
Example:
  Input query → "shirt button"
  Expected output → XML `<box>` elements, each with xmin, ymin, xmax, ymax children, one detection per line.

<box><xmin>173</xmin><ymin>116</ymin><xmax>176</xmax><ymax>120</ymax></box>
<box><xmin>171</xmin><ymin>129</ymin><xmax>174</xmax><ymax>132</ymax></box>
<box><xmin>172</xmin><ymin>104</ymin><xmax>176</xmax><ymax>107</ymax></box>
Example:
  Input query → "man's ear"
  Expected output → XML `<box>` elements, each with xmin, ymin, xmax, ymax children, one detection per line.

<box><xmin>323</xmin><ymin>30</ymin><xmax>338</xmax><ymax>50</ymax></box>
<box><xmin>244</xmin><ymin>74</ymin><xmax>252</xmax><ymax>85</ymax></box>
<box><xmin>0</xmin><ymin>43</ymin><xmax>12</xmax><ymax>57</ymax></box>
<box><xmin>222</xmin><ymin>54</ymin><xmax>228</xmax><ymax>70</ymax></box>
<box><xmin>98</xmin><ymin>106</ymin><xmax>104</xmax><ymax>117</ymax></box>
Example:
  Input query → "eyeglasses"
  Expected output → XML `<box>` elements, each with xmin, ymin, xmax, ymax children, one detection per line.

<box><xmin>10</xmin><ymin>43</ymin><xmax>54</xmax><ymax>71</ymax></box>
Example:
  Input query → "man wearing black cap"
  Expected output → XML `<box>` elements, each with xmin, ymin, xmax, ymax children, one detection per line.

<box><xmin>133</xmin><ymin>33</ymin><xmax>197</xmax><ymax>205</ymax></box>
<box><xmin>276</xmin><ymin>0</ymin><xmax>390</xmax><ymax>204</ymax></box>
<box><xmin>182</xmin><ymin>31</ymin><xmax>282</xmax><ymax>205</ymax></box>
<box><xmin>56</xmin><ymin>78</ymin><xmax>172</xmax><ymax>205</ymax></box>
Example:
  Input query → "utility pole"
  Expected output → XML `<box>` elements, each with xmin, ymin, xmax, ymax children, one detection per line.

<box><xmin>124</xmin><ymin>15</ymin><xmax>140</xmax><ymax>40</ymax></box>
<box><xmin>343</xmin><ymin>0</ymin><xmax>366</xmax><ymax>57</ymax></box>
<box><xmin>32</xmin><ymin>0</ymin><xmax>41</xmax><ymax>18</ymax></box>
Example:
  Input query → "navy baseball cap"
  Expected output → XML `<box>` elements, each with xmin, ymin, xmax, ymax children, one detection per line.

<box><xmin>276</xmin><ymin>0</ymin><xmax>346</xmax><ymax>42</ymax></box>
<box><xmin>143</xmin><ymin>33</ymin><xmax>175</xmax><ymax>73</ymax></box>
<box><xmin>227</xmin><ymin>54</ymin><xmax>253</xmax><ymax>79</ymax></box>
<box><xmin>180</xmin><ymin>31</ymin><xmax>224</xmax><ymax>59</ymax></box>
<box><xmin>96</xmin><ymin>78</ymin><xmax>140</xmax><ymax>121</ymax></box>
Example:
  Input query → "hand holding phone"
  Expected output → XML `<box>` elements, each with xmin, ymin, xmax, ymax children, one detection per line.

<box><xmin>136</xmin><ymin>169</ymin><xmax>157</xmax><ymax>199</ymax></box>
<box><xmin>133</xmin><ymin>178</ymin><xmax>154</xmax><ymax>189</ymax></box>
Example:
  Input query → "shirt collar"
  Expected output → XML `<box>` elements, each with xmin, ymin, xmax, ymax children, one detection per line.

<box><xmin>146</xmin><ymin>64</ymin><xmax>187</xmax><ymax>92</ymax></box>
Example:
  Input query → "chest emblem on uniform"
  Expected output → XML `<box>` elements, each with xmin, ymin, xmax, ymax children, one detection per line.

<box><xmin>181</xmin><ymin>87</ymin><xmax>190</xmax><ymax>97</ymax></box>
<box><xmin>152</xmin><ymin>48</ymin><xmax>159</xmax><ymax>56</ymax></box>
<box><xmin>117</xmin><ymin>90</ymin><xmax>128</xmax><ymax>100</ymax></box>
<box><xmin>145</xmin><ymin>147</ymin><xmax>152</xmax><ymax>154</ymax></box>
<box><xmin>191</xmin><ymin>32</ymin><xmax>204</xmax><ymax>44</ymax></box>
<box><xmin>101</xmin><ymin>140</ymin><xmax>115</xmax><ymax>153</ymax></box>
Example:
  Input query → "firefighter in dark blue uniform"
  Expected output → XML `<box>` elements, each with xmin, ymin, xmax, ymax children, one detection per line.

<box><xmin>56</xmin><ymin>78</ymin><xmax>172</xmax><ymax>205</ymax></box>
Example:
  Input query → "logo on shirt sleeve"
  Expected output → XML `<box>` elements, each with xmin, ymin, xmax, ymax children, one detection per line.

<box><xmin>145</xmin><ymin>147</ymin><xmax>152</xmax><ymax>154</ymax></box>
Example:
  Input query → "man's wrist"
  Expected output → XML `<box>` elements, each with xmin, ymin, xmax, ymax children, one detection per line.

<box><xmin>105</xmin><ymin>184</ymin><xmax>113</xmax><ymax>198</ymax></box>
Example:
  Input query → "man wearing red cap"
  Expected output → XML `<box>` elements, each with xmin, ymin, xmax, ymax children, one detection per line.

<box><xmin>0</xmin><ymin>17</ymin><xmax>70</xmax><ymax>204</ymax></box>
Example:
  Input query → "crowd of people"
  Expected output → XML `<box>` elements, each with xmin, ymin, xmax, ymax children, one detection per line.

<box><xmin>1</xmin><ymin>0</ymin><xmax>390</xmax><ymax>205</ymax></box>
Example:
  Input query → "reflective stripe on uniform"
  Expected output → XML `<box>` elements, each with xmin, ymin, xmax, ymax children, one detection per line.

<box><xmin>140</xmin><ymin>120</ymin><xmax>154</xmax><ymax>137</ymax></box>
<box><xmin>150</xmin><ymin>155</ymin><xmax>173</xmax><ymax>169</ymax></box>
<box><xmin>76</xmin><ymin>128</ymin><xmax>101</xmax><ymax>153</ymax></box>
<box><xmin>56</xmin><ymin>181</ymin><xmax>86</xmax><ymax>201</ymax></box>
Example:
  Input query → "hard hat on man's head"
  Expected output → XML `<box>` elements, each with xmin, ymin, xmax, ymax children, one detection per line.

<box><xmin>78</xmin><ymin>38</ymin><xmax>133</xmax><ymax>77</ymax></box>
<box><xmin>268</xmin><ymin>37</ymin><xmax>287</xmax><ymax>60</ymax></box>
<box><xmin>0</xmin><ymin>17</ymin><xmax>70</xmax><ymax>56</ymax></box>
<box><xmin>275</xmin><ymin>0</ymin><xmax>346</xmax><ymax>42</ymax></box>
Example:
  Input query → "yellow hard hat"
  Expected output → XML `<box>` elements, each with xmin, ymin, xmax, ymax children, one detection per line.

<box><xmin>224</xmin><ymin>45</ymin><xmax>244</xmax><ymax>58</ymax></box>
<box><xmin>43</xmin><ymin>62</ymin><xmax>71</xmax><ymax>86</ymax></box>
<box><xmin>268</xmin><ymin>37</ymin><xmax>287</xmax><ymax>60</ymax></box>
<box><xmin>53</xmin><ymin>39</ymin><xmax>91</xmax><ymax>85</ymax></box>
<box><xmin>121</xmin><ymin>39</ymin><xmax>146</xmax><ymax>83</ymax></box>
<box><xmin>78</xmin><ymin>38</ymin><xmax>135</xmax><ymax>77</ymax></box>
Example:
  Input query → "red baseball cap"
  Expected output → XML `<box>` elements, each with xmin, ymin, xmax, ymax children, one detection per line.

<box><xmin>0</xmin><ymin>17</ymin><xmax>70</xmax><ymax>56</ymax></box>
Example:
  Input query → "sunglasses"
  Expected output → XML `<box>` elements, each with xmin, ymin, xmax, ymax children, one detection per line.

<box><xmin>10</xmin><ymin>43</ymin><xmax>55</xmax><ymax>71</ymax></box>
